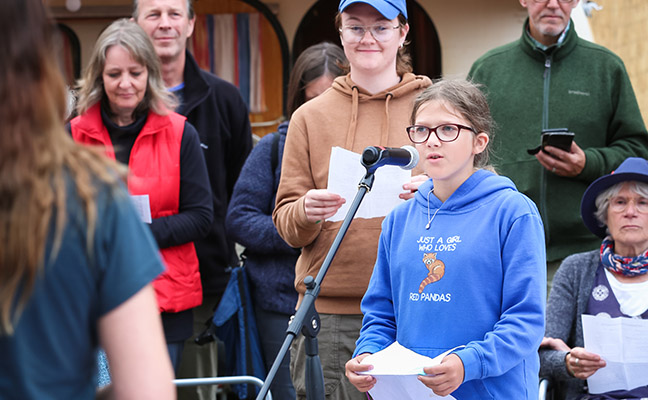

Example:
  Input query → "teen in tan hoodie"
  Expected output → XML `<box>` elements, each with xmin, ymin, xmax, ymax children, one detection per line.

<box><xmin>272</xmin><ymin>0</ymin><xmax>431</xmax><ymax>398</ymax></box>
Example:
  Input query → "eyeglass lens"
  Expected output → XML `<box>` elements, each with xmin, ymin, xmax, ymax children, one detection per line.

<box><xmin>609</xmin><ymin>196</ymin><xmax>648</xmax><ymax>213</ymax></box>
<box><xmin>341</xmin><ymin>24</ymin><xmax>398</xmax><ymax>43</ymax></box>
<box><xmin>407</xmin><ymin>124</ymin><xmax>463</xmax><ymax>143</ymax></box>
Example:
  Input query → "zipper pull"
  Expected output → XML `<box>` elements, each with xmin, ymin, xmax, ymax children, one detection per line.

<box><xmin>543</xmin><ymin>57</ymin><xmax>552</xmax><ymax>78</ymax></box>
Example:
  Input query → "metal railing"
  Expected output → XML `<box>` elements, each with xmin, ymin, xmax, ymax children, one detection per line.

<box><xmin>538</xmin><ymin>378</ymin><xmax>552</xmax><ymax>400</ymax></box>
<box><xmin>174</xmin><ymin>376</ymin><xmax>273</xmax><ymax>400</ymax></box>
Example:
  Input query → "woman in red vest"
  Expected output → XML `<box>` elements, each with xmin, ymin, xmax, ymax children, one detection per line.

<box><xmin>70</xmin><ymin>18</ymin><xmax>213</xmax><ymax>375</ymax></box>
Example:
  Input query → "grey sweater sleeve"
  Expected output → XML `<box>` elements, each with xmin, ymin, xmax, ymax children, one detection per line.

<box><xmin>539</xmin><ymin>250</ymin><xmax>599</xmax><ymax>395</ymax></box>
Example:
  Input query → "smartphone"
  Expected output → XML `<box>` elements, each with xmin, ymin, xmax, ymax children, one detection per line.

<box><xmin>541</xmin><ymin>128</ymin><xmax>574</xmax><ymax>152</ymax></box>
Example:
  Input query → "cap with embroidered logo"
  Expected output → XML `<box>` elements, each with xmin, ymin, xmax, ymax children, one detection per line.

<box><xmin>338</xmin><ymin>0</ymin><xmax>408</xmax><ymax>20</ymax></box>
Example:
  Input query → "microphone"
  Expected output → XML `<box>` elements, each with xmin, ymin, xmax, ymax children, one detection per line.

<box><xmin>361</xmin><ymin>145</ymin><xmax>419</xmax><ymax>172</ymax></box>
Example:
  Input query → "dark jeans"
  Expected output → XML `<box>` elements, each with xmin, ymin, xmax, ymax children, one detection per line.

<box><xmin>255</xmin><ymin>304</ymin><xmax>296</xmax><ymax>400</ymax></box>
<box><xmin>167</xmin><ymin>340</ymin><xmax>185</xmax><ymax>376</ymax></box>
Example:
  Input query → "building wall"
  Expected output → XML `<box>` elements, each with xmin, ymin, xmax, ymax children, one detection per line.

<box><xmin>48</xmin><ymin>0</ymin><xmax>646</xmax><ymax>122</ymax></box>
<box><xmin>400</xmin><ymin>0</ymin><xmax>524</xmax><ymax>77</ymax></box>
<box><xmin>272</xmin><ymin>0</ymin><xmax>645</xmax><ymax>118</ymax></box>
<box><xmin>588</xmin><ymin>0</ymin><xmax>648</xmax><ymax>123</ymax></box>
<box><xmin>271</xmin><ymin>0</ymin><xmax>526</xmax><ymax>78</ymax></box>
<box><xmin>50</xmin><ymin>0</ymin><xmax>527</xmax><ymax>78</ymax></box>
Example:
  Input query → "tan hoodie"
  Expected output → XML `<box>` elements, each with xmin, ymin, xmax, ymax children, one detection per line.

<box><xmin>272</xmin><ymin>72</ymin><xmax>432</xmax><ymax>314</ymax></box>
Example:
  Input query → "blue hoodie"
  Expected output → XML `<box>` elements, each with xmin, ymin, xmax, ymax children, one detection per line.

<box><xmin>355</xmin><ymin>170</ymin><xmax>546</xmax><ymax>399</ymax></box>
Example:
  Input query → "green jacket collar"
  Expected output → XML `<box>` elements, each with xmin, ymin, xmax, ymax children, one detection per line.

<box><xmin>519</xmin><ymin>17</ymin><xmax>578</xmax><ymax>62</ymax></box>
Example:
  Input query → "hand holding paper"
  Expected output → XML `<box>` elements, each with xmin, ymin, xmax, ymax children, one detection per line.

<box><xmin>419</xmin><ymin>353</ymin><xmax>465</xmax><ymax>397</ymax></box>
<box><xmin>303</xmin><ymin>189</ymin><xmax>346</xmax><ymax>223</ymax></box>
<box><xmin>565</xmin><ymin>346</ymin><xmax>605</xmax><ymax>380</ymax></box>
<box><xmin>582</xmin><ymin>314</ymin><xmax>648</xmax><ymax>393</ymax></box>
<box><xmin>400</xmin><ymin>173</ymin><xmax>429</xmax><ymax>200</ymax></box>
<box><xmin>355</xmin><ymin>342</ymin><xmax>460</xmax><ymax>400</ymax></box>
<box><xmin>345</xmin><ymin>353</ymin><xmax>376</xmax><ymax>393</ymax></box>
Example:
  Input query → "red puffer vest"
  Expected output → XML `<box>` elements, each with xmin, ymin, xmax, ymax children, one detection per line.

<box><xmin>71</xmin><ymin>103</ymin><xmax>202</xmax><ymax>313</ymax></box>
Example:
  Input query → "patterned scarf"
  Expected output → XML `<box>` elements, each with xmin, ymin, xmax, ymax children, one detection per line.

<box><xmin>600</xmin><ymin>236</ymin><xmax>648</xmax><ymax>277</ymax></box>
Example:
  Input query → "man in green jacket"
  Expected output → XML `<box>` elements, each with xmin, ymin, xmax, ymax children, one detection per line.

<box><xmin>468</xmin><ymin>0</ymin><xmax>648</xmax><ymax>268</ymax></box>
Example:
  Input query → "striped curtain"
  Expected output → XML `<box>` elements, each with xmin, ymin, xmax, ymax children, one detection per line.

<box><xmin>190</xmin><ymin>13</ymin><xmax>265</xmax><ymax>113</ymax></box>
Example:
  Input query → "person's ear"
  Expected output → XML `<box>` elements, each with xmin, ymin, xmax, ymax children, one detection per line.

<box><xmin>186</xmin><ymin>15</ymin><xmax>196</xmax><ymax>39</ymax></box>
<box><xmin>519</xmin><ymin>0</ymin><xmax>528</xmax><ymax>8</ymax></box>
<box><xmin>399</xmin><ymin>22</ymin><xmax>410</xmax><ymax>44</ymax></box>
<box><xmin>473</xmin><ymin>132</ymin><xmax>489</xmax><ymax>155</ymax></box>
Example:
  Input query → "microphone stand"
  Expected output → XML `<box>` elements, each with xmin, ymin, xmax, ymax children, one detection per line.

<box><xmin>256</xmin><ymin>167</ymin><xmax>377</xmax><ymax>400</ymax></box>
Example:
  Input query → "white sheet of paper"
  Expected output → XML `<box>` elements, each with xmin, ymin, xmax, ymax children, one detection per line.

<box><xmin>326</xmin><ymin>147</ymin><xmax>411</xmax><ymax>222</ymax></box>
<box><xmin>129</xmin><ymin>194</ymin><xmax>152</xmax><ymax>224</ymax></box>
<box><xmin>582</xmin><ymin>314</ymin><xmax>648</xmax><ymax>393</ymax></box>
<box><xmin>359</xmin><ymin>342</ymin><xmax>461</xmax><ymax>400</ymax></box>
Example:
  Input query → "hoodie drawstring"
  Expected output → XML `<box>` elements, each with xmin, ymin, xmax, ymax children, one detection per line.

<box><xmin>381</xmin><ymin>92</ymin><xmax>394</xmax><ymax>145</ymax></box>
<box><xmin>345</xmin><ymin>85</ymin><xmax>360</xmax><ymax>149</ymax></box>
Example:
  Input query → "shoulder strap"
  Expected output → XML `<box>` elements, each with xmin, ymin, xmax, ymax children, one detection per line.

<box><xmin>270</xmin><ymin>131</ymin><xmax>281</xmax><ymax>173</ymax></box>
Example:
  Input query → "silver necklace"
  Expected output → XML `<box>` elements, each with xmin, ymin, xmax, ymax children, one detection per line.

<box><xmin>426</xmin><ymin>188</ymin><xmax>440</xmax><ymax>230</ymax></box>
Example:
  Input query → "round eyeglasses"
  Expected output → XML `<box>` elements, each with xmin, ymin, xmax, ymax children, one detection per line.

<box><xmin>609</xmin><ymin>196</ymin><xmax>648</xmax><ymax>214</ymax></box>
<box><xmin>406</xmin><ymin>124</ymin><xmax>475</xmax><ymax>144</ymax></box>
<box><xmin>339</xmin><ymin>23</ymin><xmax>400</xmax><ymax>43</ymax></box>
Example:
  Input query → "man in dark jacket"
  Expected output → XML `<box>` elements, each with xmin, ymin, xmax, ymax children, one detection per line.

<box><xmin>134</xmin><ymin>0</ymin><xmax>252</xmax><ymax>398</ymax></box>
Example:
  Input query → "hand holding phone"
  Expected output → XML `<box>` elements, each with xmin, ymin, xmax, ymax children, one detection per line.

<box><xmin>527</xmin><ymin>128</ymin><xmax>575</xmax><ymax>155</ymax></box>
<box><xmin>542</xmin><ymin>128</ymin><xmax>574</xmax><ymax>152</ymax></box>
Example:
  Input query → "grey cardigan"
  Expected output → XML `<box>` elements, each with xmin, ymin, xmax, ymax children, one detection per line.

<box><xmin>539</xmin><ymin>250</ymin><xmax>598</xmax><ymax>399</ymax></box>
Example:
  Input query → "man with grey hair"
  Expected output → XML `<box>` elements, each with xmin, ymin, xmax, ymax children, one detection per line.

<box><xmin>468</xmin><ymin>0</ymin><xmax>648</xmax><ymax>281</ymax></box>
<box><xmin>134</xmin><ymin>0</ymin><xmax>252</xmax><ymax>398</ymax></box>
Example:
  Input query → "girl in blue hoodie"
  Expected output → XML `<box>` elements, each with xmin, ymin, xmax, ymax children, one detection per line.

<box><xmin>345</xmin><ymin>80</ymin><xmax>546</xmax><ymax>399</ymax></box>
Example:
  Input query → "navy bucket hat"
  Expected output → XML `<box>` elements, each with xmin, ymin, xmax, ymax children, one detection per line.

<box><xmin>581</xmin><ymin>157</ymin><xmax>648</xmax><ymax>238</ymax></box>
<box><xmin>338</xmin><ymin>0</ymin><xmax>408</xmax><ymax>20</ymax></box>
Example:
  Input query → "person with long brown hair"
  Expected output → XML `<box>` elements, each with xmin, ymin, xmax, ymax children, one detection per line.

<box><xmin>0</xmin><ymin>1</ymin><xmax>175</xmax><ymax>398</ymax></box>
<box><xmin>226</xmin><ymin>42</ymin><xmax>347</xmax><ymax>400</ymax></box>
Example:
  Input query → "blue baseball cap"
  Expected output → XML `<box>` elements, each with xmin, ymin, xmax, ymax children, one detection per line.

<box><xmin>338</xmin><ymin>0</ymin><xmax>408</xmax><ymax>20</ymax></box>
<box><xmin>581</xmin><ymin>157</ymin><xmax>648</xmax><ymax>238</ymax></box>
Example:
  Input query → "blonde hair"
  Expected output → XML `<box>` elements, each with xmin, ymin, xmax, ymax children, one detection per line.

<box><xmin>411</xmin><ymin>79</ymin><xmax>495</xmax><ymax>170</ymax></box>
<box><xmin>0</xmin><ymin>0</ymin><xmax>123</xmax><ymax>335</ymax></box>
<box><xmin>76</xmin><ymin>19</ymin><xmax>177</xmax><ymax>116</ymax></box>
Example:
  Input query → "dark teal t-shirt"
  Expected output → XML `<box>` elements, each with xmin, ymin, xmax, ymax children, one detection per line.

<box><xmin>0</xmin><ymin>178</ymin><xmax>164</xmax><ymax>399</ymax></box>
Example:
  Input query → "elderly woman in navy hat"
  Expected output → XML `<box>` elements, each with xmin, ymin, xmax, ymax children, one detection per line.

<box><xmin>540</xmin><ymin>157</ymin><xmax>648</xmax><ymax>400</ymax></box>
